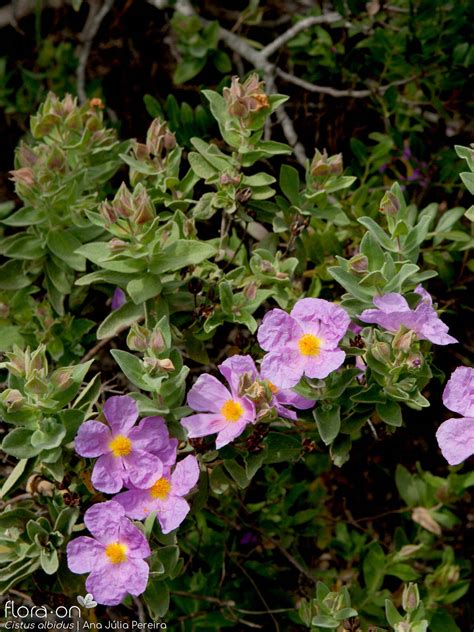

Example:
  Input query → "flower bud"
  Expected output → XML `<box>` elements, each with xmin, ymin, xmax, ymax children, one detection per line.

<box><xmin>402</xmin><ymin>583</ymin><xmax>420</xmax><ymax>612</ymax></box>
<box><xmin>223</xmin><ymin>74</ymin><xmax>269</xmax><ymax>120</ymax></box>
<box><xmin>371</xmin><ymin>341</ymin><xmax>391</xmax><ymax>363</ymax></box>
<box><xmin>89</xmin><ymin>97</ymin><xmax>105</xmax><ymax>109</ymax></box>
<box><xmin>243</xmin><ymin>282</ymin><xmax>258</xmax><ymax>301</ymax></box>
<box><xmin>394</xmin><ymin>623</ymin><xmax>412</xmax><ymax>632</ymax></box>
<box><xmin>379</xmin><ymin>190</ymin><xmax>400</xmax><ymax>215</ymax></box>
<box><xmin>17</xmin><ymin>142</ymin><xmax>38</xmax><ymax>168</ymax></box>
<box><xmin>393</xmin><ymin>329</ymin><xmax>416</xmax><ymax>353</ymax></box>
<box><xmin>30</xmin><ymin>345</ymin><xmax>48</xmax><ymax>377</ymax></box>
<box><xmin>25</xmin><ymin>372</ymin><xmax>49</xmax><ymax>395</ymax></box>
<box><xmin>108</xmin><ymin>238</ymin><xmax>128</xmax><ymax>252</ymax></box>
<box><xmin>311</xmin><ymin>149</ymin><xmax>342</xmax><ymax>176</ymax></box>
<box><xmin>114</xmin><ymin>182</ymin><xmax>134</xmax><ymax>219</ymax></box>
<box><xmin>5</xmin><ymin>347</ymin><xmax>27</xmax><ymax>377</ymax></box>
<box><xmin>0</xmin><ymin>389</ymin><xmax>25</xmax><ymax>412</ymax></box>
<box><xmin>9</xmin><ymin>167</ymin><xmax>35</xmax><ymax>187</ymax></box>
<box><xmin>51</xmin><ymin>367</ymin><xmax>74</xmax><ymax>390</ymax></box>
<box><xmin>132</xmin><ymin>184</ymin><xmax>155</xmax><ymax>224</ymax></box>
<box><xmin>349</xmin><ymin>254</ymin><xmax>369</xmax><ymax>275</ymax></box>
<box><xmin>260</xmin><ymin>260</ymin><xmax>275</xmax><ymax>274</ymax></box>
<box><xmin>220</xmin><ymin>173</ymin><xmax>242</xmax><ymax>186</ymax></box>
<box><xmin>150</xmin><ymin>329</ymin><xmax>166</xmax><ymax>354</ymax></box>
<box><xmin>411</xmin><ymin>507</ymin><xmax>442</xmax><ymax>535</ymax></box>
<box><xmin>156</xmin><ymin>358</ymin><xmax>175</xmax><ymax>372</ymax></box>
<box><xmin>100</xmin><ymin>201</ymin><xmax>119</xmax><ymax>225</ymax></box>
<box><xmin>127</xmin><ymin>323</ymin><xmax>150</xmax><ymax>352</ymax></box>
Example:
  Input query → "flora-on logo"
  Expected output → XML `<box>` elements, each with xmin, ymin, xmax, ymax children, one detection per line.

<box><xmin>77</xmin><ymin>594</ymin><xmax>97</xmax><ymax>609</ymax></box>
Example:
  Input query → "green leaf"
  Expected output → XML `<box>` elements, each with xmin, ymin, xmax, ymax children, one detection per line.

<box><xmin>46</xmin><ymin>231</ymin><xmax>86</xmax><ymax>271</ymax></box>
<box><xmin>279</xmin><ymin>164</ymin><xmax>300</xmax><ymax>205</ymax></box>
<box><xmin>1</xmin><ymin>234</ymin><xmax>44</xmax><ymax>260</ymax></box>
<box><xmin>0</xmin><ymin>260</ymin><xmax>31</xmax><ymax>290</ymax></box>
<box><xmin>362</xmin><ymin>541</ymin><xmax>385</xmax><ymax>593</ymax></box>
<box><xmin>157</xmin><ymin>545</ymin><xmax>180</xmax><ymax>577</ymax></box>
<box><xmin>385</xmin><ymin>599</ymin><xmax>404</xmax><ymax>626</ymax></box>
<box><xmin>328</xmin><ymin>266</ymin><xmax>372</xmax><ymax>301</ymax></box>
<box><xmin>0</xmin><ymin>459</ymin><xmax>28</xmax><ymax>498</ymax></box>
<box><xmin>264</xmin><ymin>432</ymin><xmax>301</xmax><ymax>463</ymax></box>
<box><xmin>376</xmin><ymin>400</ymin><xmax>403</xmax><ymax>427</ymax></box>
<box><xmin>174</xmin><ymin>57</ymin><xmax>206</xmax><ymax>84</ymax></box>
<box><xmin>97</xmin><ymin>301</ymin><xmax>143</xmax><ymax>340</ymax></box>
<box><xmin>358</xmin><ymin>216</ymin><xmax>395</xmax><ymax>251</ymax></box>
<box><xmin>40</xmin><ymin>548</ymin><xmax>59</xmax><ymax>575</ymax></box>
<box><xmin>314</xmin><ymin>404</ymin><xmax>341</xmax><ymax>445</ymax></box>
<box><xmin>110</xmin><ymin>350</ymin><xmax>151</xmax><ymax>391</ymax></box>
<box><xmin>311</xmin><ymin>614</ymin><xmax>339</xmax><ymax>628</ymax></box>
<box><xmin>144</xmin><ymin>581</ymin><xmax>170</xmax><ymax>619</ymax></box>
<box><xmin>460</xmin><ymin>171</ymin><xmax>474</xmax><ymax>194</ymax></box>
<box><xmin>2</xmin><ymin>428</ymin><xmax>39</xmax><ymax>458</ymax></box>
<box><xmin>127</xmin><ymin>275</ymin><xmax>162</xmax><ymax>304</ymax></box>
<box><xmin>150</xmin><ymin>240</ymin><xmax>216</xmax><ymax>274</ymax></box>
<box><xmin>223</xmin><ymin>459</ymin><xmax>249</xmax><ymax>489</ymax></box>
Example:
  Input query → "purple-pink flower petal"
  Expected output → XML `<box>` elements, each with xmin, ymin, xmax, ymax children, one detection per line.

<box><xmin>303</xmin><ymin>349</ymin><xmax>346</xmax><ymax>380</ymax></box>
<box><xmin>171</xmin><ymin>455</ymin><xmax>199</xmax><ymax>496</ymax></box>
<box><xmin>181</xmin><ymin>413</ymin><xmax>228</xmax><ymax>438</ymax></box>
<box><xmin>187</xmin><ymin>374</ymin><xmax>232</xmax><ymax>413</ymax></box>
<box><xmin>436</xmin><ymin>417</ymin><xmax>474</xmax><ymax>466</ymax></box>
<box><xmin>257</xmin><ymin>309</ymin><xmax>302</xmax><ymax>351</ymax></box>
<box><xmin>91</xmin><ymin>453</ymin><xmax>126</xmax><ymax>494</ymax></box>
<box><xmin>442</xmin><ymin>366</ymin><xmax>474</xmax><ymax>417</ymax></box>
<box><xmin>103</xmin><ymin>395</ymin><xmax>138</xmax><ymax>434</ymax></box>
<box><xmin>123</xmin><ymin>449</ymin><xmax>163</xmax><ymax>489</ymax></box>
<box><xmin>215</xmin><ymin>419</ymin><xmax>249</xmax><ymax>449</ymax></box>
<box><xmin>260</xmin><ymin>348</ymin><xmax>305</xmax><ymax>389</ymax></box>
<box><xmin>219</xmin><ymin>354</ymin><xmax>258</xmax><ymax>394</ymax></box>
<box><xmin>67</xmin><ymin>537</ymin><xmax>104</xmax><ymax>574</ymax></box>
<box><xmin>74</xmin><ymin>420</ymin><xmax>111</xmax><ymax>458</ymax></box>
<box><xmin>157</xmin><ymin>497</ymin><xmax>191</xmax><ymax>534</ymax></box>
<box><xmin>84</xmin><ymin>500</ymin><xmax>125</xmax><ymax>543</ymax></box>
<box><xmin>291</xmin><ymin>298</ymin><xmax>350</xmax><ymax>347</ymax></box>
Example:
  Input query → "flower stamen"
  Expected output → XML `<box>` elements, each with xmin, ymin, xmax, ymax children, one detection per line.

<box><xmin>105</xmin><ymin>542</ymin><xmax>128</xmax><ymax>564</ymax></box>
<box><xmin>150</xmin><ymin>477</ymin><xmax>171</xmax><ymax>500</ymax></box>
<box><xmin>298</xmin><ymin>334</ymin><xmax>321</xmax><ymax>357</ymax></box>
<box><xmin>221</xmin><ymin>400</ymin><xmax>244</xmax><ymax>423</ymax></box>
<box><xmin>109</xmin><ymin>435</ymin><xmax>132</xmax><ymax>457</ymax></box>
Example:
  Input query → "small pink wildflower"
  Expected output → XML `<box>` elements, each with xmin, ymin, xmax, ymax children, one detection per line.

<box><xmin>257</xmin><ymin>298</ymin><xmax>350</xmax><ymax>389</ymax></box>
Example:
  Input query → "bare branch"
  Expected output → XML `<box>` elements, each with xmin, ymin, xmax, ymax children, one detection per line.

<box><xmin>76</xmin><ymin>0</ymin><xmax>114</xmax><ymax>104</ymax></box>
<box><xmin>259</xmin><ymin>12</ymin><xmax>344</xmax><ymax>60</ymax></box>
<box><xmin>264</xmin><ymin>70</ymin><xmax>307</xmax><ymax>166</ymax></box>
<box><xmin>276</xmin><ymin>67</ymin><xmax>418</xmax><ymax>98</ymax></box>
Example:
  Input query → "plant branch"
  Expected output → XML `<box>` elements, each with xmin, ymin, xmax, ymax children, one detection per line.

<box><xmin>76</xmin><ymin>0</ymin><xmax>114</xmax><ymax>104</ymax></box>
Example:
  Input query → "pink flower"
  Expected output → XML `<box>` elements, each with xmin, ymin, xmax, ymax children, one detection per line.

<box><xmin>74</xmin><ymin>395</ymin><xmax>178</xmax><ymax>493</ymax></box>
<box><xmin>181</xmin><ymin>373</ymin><xmax>256</xmax><ymax>449</ymax></box>
<box><xmin>115</xmin><ymin>455</ymin><xmax>200</xmax><ymax>534</ymax></box>
<box><xmin>67</xmin><ymin>501</ymin><xmax>150</xmax><ymax>606</ymax></box>
<box><xmin>359</xmin><ymin>286</ymin><xmax>457</xmax><ymax>345</ymax></box>
<box><xmin>219</xmin><ymin>354</ymin><xmax>314</xmax><ymax>420</ymax></box>
<box><xmin>257</xmin><ymin>298</ymin><xmax>350</xmax><ymax>389</ymax></box>
<box><xmin>436</xmin><ymin>366</ymin><xmax>474</xmax><ymax>465</ymax></box>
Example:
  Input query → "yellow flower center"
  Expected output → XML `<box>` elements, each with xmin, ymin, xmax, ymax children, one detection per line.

<box><xmin>105</xmin><ymin>542</ymin><xmax>128</xmax><ymax>564</ymax></box>
<box><xmin>298</xmin><ymin>334</ymin><xmax>321</xmax><ymax>356</ymax></box>
<box><xmin>109</xmin><ymin>435</ymin><xmax>132</xmax><ymax>457</ymax></box>
<box><xmin>267</xmin><ymin>381</ymin><xmax>279</xmax><ymax>394</ymax></box>
<box><xmin>220</xmin><ymin>399</ymin><xmax>244</xmax><ymax>422</ymax></box>
<box><xmin>150</xmin><ymin>477</ymin><xmax>171</xmax><ymax>500</ymax></box>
